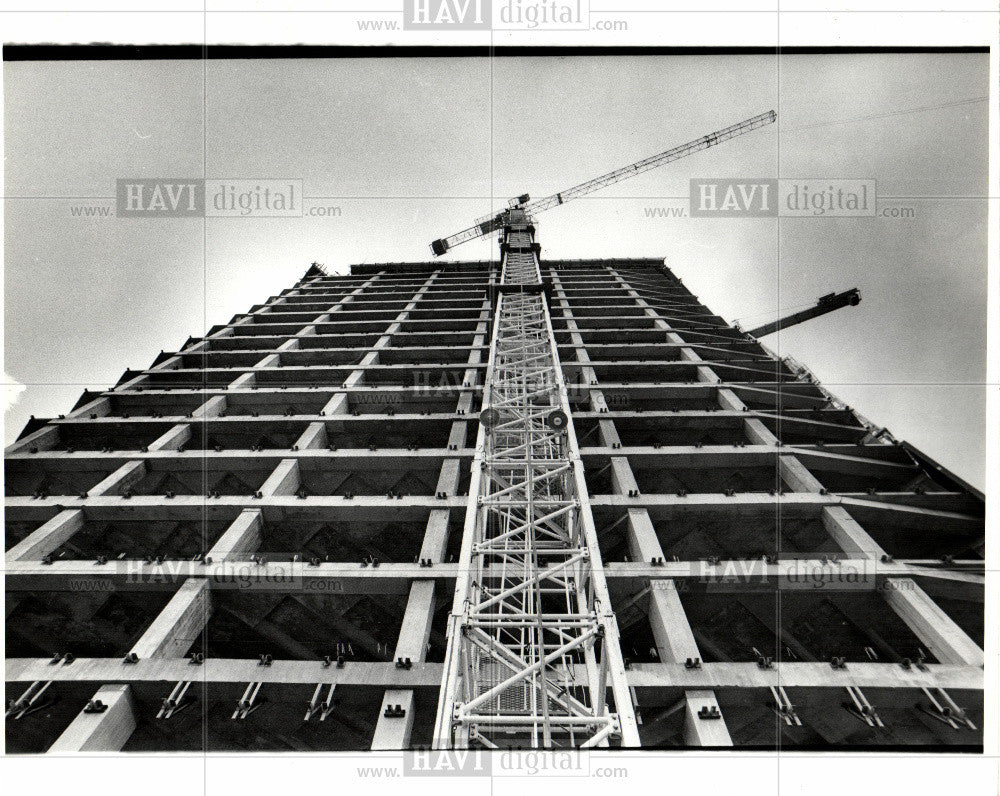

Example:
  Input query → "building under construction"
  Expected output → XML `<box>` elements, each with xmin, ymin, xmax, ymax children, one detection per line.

<box><xmin>4</xmin><ymin>240</ymin><xmax>985</xmax><ymax>751</ymax></box>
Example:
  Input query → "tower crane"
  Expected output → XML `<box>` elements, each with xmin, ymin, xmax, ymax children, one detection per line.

<box><xmin>431</xmin><ymin>111</ymin><xmax>779</xmax><ymax>750</ymax></box>
<box><xmin>430</xmin><ymin>109</ymin><xmax>776</xmax><ymax>256</ymax></box>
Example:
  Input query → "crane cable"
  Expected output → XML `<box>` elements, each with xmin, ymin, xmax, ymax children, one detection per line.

<box><xmin>733</xmin><ymin>300</ymin><xmax>817</xmax><ymax>326</ymax></box>
<box><xmin>780</xmin><ymin>96</ymin><xmax>987</xmax><ymax>134</ymax></box>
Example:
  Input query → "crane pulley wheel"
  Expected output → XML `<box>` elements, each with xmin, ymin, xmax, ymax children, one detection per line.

<box><xmin>480</xmin><ymin>408</ymin><xmax>500</xmax><ymax>428</ymax></box>
<box><xmin>546</xmin><ymin>410</ymin><xmax>568</xmax><ymax>431</ymax></box>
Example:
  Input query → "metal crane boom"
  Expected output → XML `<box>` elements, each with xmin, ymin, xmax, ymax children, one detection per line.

<box><xmin>430</xmin><ymin>109</ymin><xmax>776</xmax><ymax>256</ymax></box>
<box><xmin>745</xmin><ymin>288</ymin><xmax>861</xmax><ymax>338</ymax></box>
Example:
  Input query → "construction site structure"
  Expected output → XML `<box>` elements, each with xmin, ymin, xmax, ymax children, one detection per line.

<box><xmin>5</xmin><ymin>252</ymin><xmax>984</xmax><ymax>752</ymax></box>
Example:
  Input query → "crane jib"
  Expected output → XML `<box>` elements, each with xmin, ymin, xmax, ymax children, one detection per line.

<box><xmin>429</xmin><ymin>109</ymin><xmax>776</xmax><ymax>256</ymax></box>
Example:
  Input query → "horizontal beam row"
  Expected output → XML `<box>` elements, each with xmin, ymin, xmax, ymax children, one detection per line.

<box><xmin>6</xmin><ymin>658</ymin><xmax>981</xmax><ymax>692</ymax></box>
<box><xmin>6</xmin><ymin>558</ymin><xmax>982</xmax><ymax>592</ymax></box>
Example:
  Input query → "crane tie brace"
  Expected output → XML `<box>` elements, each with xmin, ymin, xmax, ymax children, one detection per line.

<box><xmin>433</xmin><ymin>210</ymin><xmax>638</xmax><ymax>749</ymax></box>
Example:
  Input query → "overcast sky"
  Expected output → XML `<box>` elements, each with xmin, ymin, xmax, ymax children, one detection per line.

<box><xmin>3</xmin><ymin>52</ymin><xmax>989</xmax><ymax>487</ymax></box>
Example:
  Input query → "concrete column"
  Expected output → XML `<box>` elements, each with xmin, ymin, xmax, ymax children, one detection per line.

<box><xmin>254</xmin><ymin>353</ymin><xmax>281</xmax><ymax>368</ymax></box>
<box><xmin>648</xmin><ymin>581</ymin><xmax>700</xmax><ymax>662</ymax></box>
<box><xmin>394</xmin><ymin>581</ymin><xmax>436</xmax><ymax>662</ymax></box>
<box><xmin>625</xmin><ymin>509</ymin><xmax>662</xmax><ymax>563</ymax></box>
<box><xmin>610</xmin><ymin>457</ymin><xmax>639</xmax><ymax>495</ymax></box>
<box><xmin>419</xmin><ymin>510</ymin><xmax>451</xmax><ymax>562</ymax></box>
<box><xmin>372</xmin><ymin>286</ymin><xmax>473</xmax><ymax>750</ymax></box>
<box><xmin>552</xmin><ymin>270</ymin><xmax>733</xmax><ymax>747</ymax></box>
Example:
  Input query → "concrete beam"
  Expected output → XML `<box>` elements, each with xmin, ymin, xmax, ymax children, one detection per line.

<box><xmin>823</xmin><ymin>506</ymin><xmax>888</xmax><ymax>557</ymax></box>
<box><xmin>147</xmin><ymin>424</ymin><xmax>191</xmax><ymax>451</ymax></box>
<box><xmin>647</xmin><ymin>581</ymin><xmax>699</xmax><ymax>663</ymax></box>
<box><xmin>778</xmin><ymin>455</ymin><xmax>825</xmax><ymax>493</ymax></box>
<box><xmin>683</xmin><ymin>690</ymin><xmax>733</xmax><ymax>746</ymax></box>
<box><xmin>5</xmin><ymin>424</ymin><xmax>60</xmax><ymax>455</ymax></box>
<box><xmin>209</xmin><ymin>508</ymin><xmax>263</xmax><ymax>562</ymax></box>
<box><xmin>294</xmin><ymin>422</ymin><xmax>328</xmax><ymax>450</ymax></box>
<box><xmin>227</xmin><ymin>372</ymin><xmax>256</xmax><ymax>390</ymax></box>
<box><xmin>7</xmin><ymin>657</ymin><xmax>980</xmax><ymax>691</ymax></box>
<box><xmin>193</xmin><ymin>395</ymin><xmax>226</xmax><ymax>418</ymax></box>
<box><xmin>7</xmin><ymin>557</ymin><xmax>983</xmax><ymax>595</ymax></box>
<box><xmin>8</xmin><ymin>656</ymin><xmax>443</xmax><ymax>687</ymax></box>
<box><xmin>88</xmin><ymin>460</ymin><xmax>146</xmax><ymax>497</ymax></box>
<box><xmin>372</xmin><ymin>690</ymin><xmax>415</xmax><ymax>750</ymax></box>
<box><xmin>419</xmin><ymin>509</ymin><xmax>451</xmax><ymax>563</ymax></box>
<box><xmin>884</xmin><ymin>578</ymin><xmax>984</xmax><ymax>666</ymax></box>
<box><xmin>129</xmin><ymin>578</ymin><xmax>211</xmax><ymax>660</ymax></box>
<box><xmin>6</xmin><ymin>509</ymin><xmax>83</xmax><ymax>561</ymax></box>
<box><xmin>259</xmin><ymin>459</ymin><xmax>300</xmax><ymax>497</ymax></box>
<box><xmin>322</xmin><ymin>393</ymin><xmax>349</xmax><ymax>416</ymax></box>
<box><xmin>48</xmin><ymin>684</ymin><xmax>137</xmax><ymax>753</ymax></box>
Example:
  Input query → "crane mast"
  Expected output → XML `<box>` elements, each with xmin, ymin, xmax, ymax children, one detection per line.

<box><xmin>430</xmin><ymin>109</ymin><xmax>776</xmax><ymax>256</ymax></box>
<box><xmin>433</xmin><ymin>209</ymin><xmax>638</xmax><ymax>749</ymax></box>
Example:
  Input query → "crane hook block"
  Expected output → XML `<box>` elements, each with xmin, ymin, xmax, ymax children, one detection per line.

<box><xmin>431</xmin><ymin>238</ymin><xmax>449</xmax><ymax>256</ymax></box>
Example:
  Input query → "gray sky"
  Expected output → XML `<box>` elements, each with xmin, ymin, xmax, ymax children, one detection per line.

<box><xmin>3</xmin><ymin>53</ymin><xmax>989</xmax><ymax>487</ymax></box>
